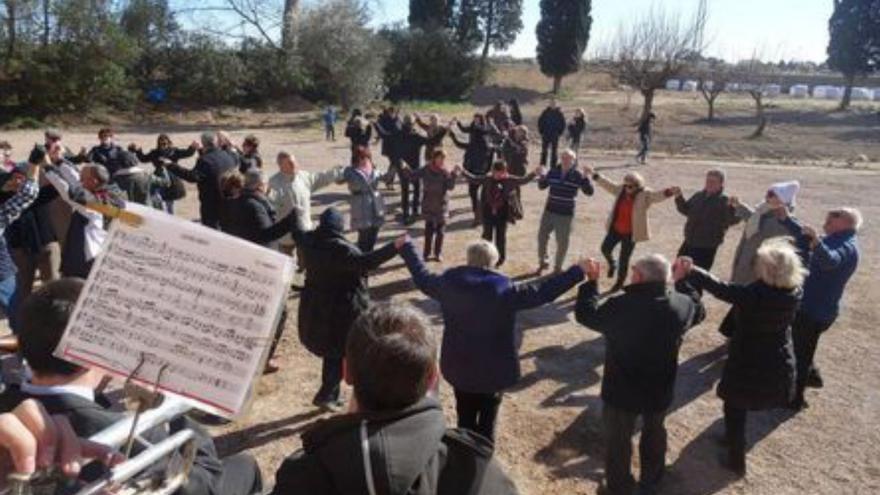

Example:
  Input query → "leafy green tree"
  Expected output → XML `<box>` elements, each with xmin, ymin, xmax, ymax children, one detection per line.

<box><xmin>476</xmin><ymin>0</ymin><xmax>522</xmax><ymax>69</ymax></box>
<box><xmin>827</xmin><ymin>0</ymin><xmax>880</xmax><ymax>109</ymax></box>
<box><xmin>409</xmin><ymin>0</ymin><xmax>448</xmax><ymax>30</ymax></box>
<box><xmin>535</xmin><ymin>0</ymin><xmax>591</xmax><ymax>93</ymax></box>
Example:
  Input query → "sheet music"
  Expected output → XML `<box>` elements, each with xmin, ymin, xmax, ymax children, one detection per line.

<box><xmin>54</xmin><ymin>204</ymin><xmax>294</xmax><ymax>418</ymax></box>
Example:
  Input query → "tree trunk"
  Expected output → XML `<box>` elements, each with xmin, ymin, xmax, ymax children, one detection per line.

<box><xmin>5</xmin><ymin>0</ymin><xmax>17</xmax><ymax>68</ymax></box>
<box><xmin>750</xmin><ymin>91</ymin><xmax>767</xmax><ymax>138</ymax></box>
<box><xmin>281</xmin><ymin>0</ymin><xmax>300</xmax><ymax>53</ymax></box>
<box><xmin>42</xmin><ymin>0</ymin><xmax>50</xmax><ymax>47</ymax></box>
<box><xmin>838</xmin><ymin>73</ymin><xmax>855</xmax><ymax>110</ymax></box>
<box><xmin>552</xmin><ymin>75</ymin><xmax>562</xmax><ymax>94</ymax></box>
<box><xmin>641</xmin><ymin>89</ymin><xmax>655</xmax><ymax>121</ymax></box>
<box><xmin>478</xmin><ymin>0</ymin><xmax>494</xmax><ymax>81</ymax></box>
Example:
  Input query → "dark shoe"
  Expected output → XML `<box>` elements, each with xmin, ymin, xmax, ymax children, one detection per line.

<box><xmin>719</xmin><ymin>451</ymin><xmax>746</xmax><ymax>478</ymax></box>
<box><xmin>806</xmin><ymin>367</ymin><xmax>824</xmax><ymax>389</ymax></box>
<box><xmin>434</xmin><ymin>255</ymin><xmax>443</xmax><ymax>263</ymax></box>
<box><xmin>495</xmin><ymin>258</ymin><xmax>506</xmax><ymax>268</ymax></box>
<box><xmin>607</xmin><ymin>261</ymin><xmax>617</xmax><ymax>279</ymax></box>
<box><xmin>609</xmin><ymin>281</ymin><xmax>624</xmax><ymax>293</ymax></box>
<box><xmin>788</xmin><ymin>397</ymin><xmax>809</xmax><ymax>411</ymax></box>
<box><xmin>537</xmin><ymin>262</ymin><xmax>550</xmax><ymax>274</ymax></box>
<box><xmin>313</xmin><ymin>398</ymin><xmax>345</xmax><ymax>413</ymax></box>
<box><xmin>263</xmin><ymin>358</ymin><xmax>281</xmax><ymax>375</ymax></box>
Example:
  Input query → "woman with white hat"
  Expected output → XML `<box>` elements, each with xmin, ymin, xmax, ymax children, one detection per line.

<box><xmin>728</xmin><ymin>180</ymin><xmax>800</xmax><ymax>285</ymax></box>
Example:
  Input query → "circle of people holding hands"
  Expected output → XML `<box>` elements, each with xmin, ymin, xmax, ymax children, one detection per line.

<box><xmin>0</xmin><ymin>97</ymin><xmax>862</xmax><ymax>495</ymax></box>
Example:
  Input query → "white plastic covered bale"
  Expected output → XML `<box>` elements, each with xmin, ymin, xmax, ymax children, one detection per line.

<box><xmin>813</xmin><ymin>85</ymin><xmax>833</xmax><ymax>99</ymax></box>
<box><xmin>872</xmin><ymin>88</ymin><xmax>880</xmax><ymax>101</ymax></box>
<box><xmin>725</xmin><ymin>82</ymin><xmax>740</xmax><ymax>92</ymax></box>
<box><xmin>789</xmin><ymin>84</ymin><xmax>809</xmax><ymax>98</ymax></box>
<box><xmin>827</xmin><ymin>86</ymin><xmax>844</xmax><ymax>99</ymax></box>
<box><xmin>851</xmin><ymin>87</ymin><xmax>872</xmax><ymax>101</ymax></box>
<box><xmin>764</xmin><ymin>84</ymin><xmax>782</xmax><ymax>96</ymax></box>
<box><xmin>682</xmin><ymin>80</ymin><xmax>699</xmax><ymax>92</ymax></box>
<box><xmin>665</xmin><ymin>79</ymin><xmax>681</xmax><ymax>91</ymax></box>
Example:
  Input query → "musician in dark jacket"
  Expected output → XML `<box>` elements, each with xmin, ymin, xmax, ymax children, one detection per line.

<box><xmin>673</xmin><ymin>169</ymin><xmax>740</xmax><ymax>272</ymax></box>
<box><xmin>270</xmin><ymin>304</ymin><xmax>518</xmax><ymax>495</ymax></box>
<box><xmin>537</xmin><ymin>100</ymin><xmax>566</xmax><ymax>167</ymax></box>
<box><xmin>0</xmin><ymin>278</ymin><xmax>263</xmax><ymax>495</ymax></box>
<box><xmin>293</xmin><ymin>207</ymin><xmax>398</xmax><ymax>410</ymax></box>
<box><xmin>575</xmin><ymin>255</ymin><xmax>705</xmax><ymax>495</ymax></box>
<box><xmin>398</xmin><ymin>236</ymin><xmax>586</xmax><ymax>442</ymax></box>
<box><xmin>684</xmin><ymin>238</ymin><xmax>804</xmax><ymax>476</ymax></box>
<box><xmin>166</xmin><ymin>132</ymin><xmax>238</xmax><ymax>229</ymax></box>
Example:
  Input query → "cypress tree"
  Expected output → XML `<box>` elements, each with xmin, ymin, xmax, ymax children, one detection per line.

<box><xmin>536</xmin><ymin>0</ymin><xmax>592</xmax><ymax>94</ymax></box>
<box><xmin>409</xmin><ymin>0</ymin><xmax>450</xmax><ymax>30</ymax></box>
<box><xmin>827</xmin><ymin>0</ymin><xmax>880</xmax><ymax>109</ymax></box>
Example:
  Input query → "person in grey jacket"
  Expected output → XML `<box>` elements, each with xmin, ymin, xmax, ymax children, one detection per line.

<box><xmin>729</xmin><ymin>181</ymin><xmax>800</xmax><ymax>285</ymax></box>
<box><xmin>674</xmin><ymin>169</ymin><xmax>742</xmax><ymax>270</ymax></box>
<box><xmin>340</xmin><ymin>146</ymin><xmax>389</xmax><ymax>252</ymax></box>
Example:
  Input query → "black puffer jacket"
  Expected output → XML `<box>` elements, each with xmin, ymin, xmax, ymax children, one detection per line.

<box><xmin>537</xmin><ymin>107</ymin><xmax>565</xmax><ymax>139</ymax></box>
<box><xmin>451</xmin><ymin>122</ymin><xmax>493</xmax><ymax>175</ymax></box>
<box><xmin>270</xmin><ymin>397</ymin><xmax>518</xmax><ymax>495</ymax></box>
<box><xmin>293</xmin><ymin>209</ymin><xmax>397</xmax><ymax>358</ymax></box>
<box><xmin>689</xmin><ymin>269</ymin><xmax>799</xmax><ymax>410</ymax></box>
<box><xmin>219</xmin><ymin>190</ymin><xmax>293</xmax><ymax>247</ymax></box>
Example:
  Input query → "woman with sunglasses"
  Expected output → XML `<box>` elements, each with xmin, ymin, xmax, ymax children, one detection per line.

<box><xmin>592</xmin><ymin>169</ymin><xmax>678</xmax><ymax>292</ymax></box>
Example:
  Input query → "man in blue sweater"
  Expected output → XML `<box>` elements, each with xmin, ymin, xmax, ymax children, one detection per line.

<box><xmin>780</xmin><ymin>207</ymin><xmax>861</xmax><ymax>409</ymax></box>
<box><xmin>536</xmin><ymin>149</ymin><xmax>594</xmax><ymax>274</ymax></box>
<box><xmin>395</xmin><ymin>235</ymin><xmax>587</xmax><ymax>442</ymax></box>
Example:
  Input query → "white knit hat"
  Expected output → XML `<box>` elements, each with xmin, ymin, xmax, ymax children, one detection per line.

<box><xmin>769</xmin><ymin>180</ymin><xmax>800</xmax><ymax>206</ymax></box>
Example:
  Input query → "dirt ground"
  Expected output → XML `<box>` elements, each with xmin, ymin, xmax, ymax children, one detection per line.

<box><xmin>2</xmin><ymin>93</ymin><xmax>879</xmax><ymax>494</ymax></box>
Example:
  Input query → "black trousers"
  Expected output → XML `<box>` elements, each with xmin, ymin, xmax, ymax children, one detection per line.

<box><xmin>216</xmin><ymin>453</ymin><xmax>263</xmax><ymax>495</ymax></box>
<box><xmin>267</xmin><ymin>308</ymin><xmax>288</xmax><ymax>361</ymax></box>
<box><xmin>357</xmin><ymin>226</ymin><xmax>380</xmax><ymax>253</ymax></box>
<box><xmin>399</xmin><ymin>168</ymin><xmax>421</xmax><ymax>219</ymax></box>
<box><xmin>602</xmin><ymin>404</ymin><xmax>667</xmax><ymax>495</ymax></box>
<box><xmin>636</xmin><ymin>133</ymin><xmax>651</xmax><ymax>163</ymax></box>
<box><xmin>468</xmin><ymin>183</ymin><xmax>482</xmax><ymax>222</ymax></box>
<box><xmin>792</xmin><ymin>312</ymin><xmax>834</xmax><ymax>402</ymax></box>
<box><xmin>482</xmin><ymin>212</ymin><xmax>508</xmax><ymax>265</ymax></box>
<box><xmin>385</xmin><ymin>156</ymin><xmax>402</xmax><ymax>187</ymax></box>
<box><xmin>454</xmin><ymin>389</ymin><xmax>503</xmax><ymax>442</ymax></box>
<box><xmin>314</xmin><ymin>356</ymin><xmax>343</xmax><ymax>403</ymax></box>
<box><xmin>424</xmin><ymin>220</ymin><xmax>446</xmax><ymax>258</ymax></box>
<box><xmin>601</xmin><ymin>231</ymin><xmax>636</xmax><ymax>286</ymax></box>
<box><xmin>677</xmin><ymin>242</ymin><xmax>719</xmax><ymax>271</ymax></box>
<box><xmin>722</xmin><ymin>402</ymin><xmax>747</xmax><ymax>468</ymax></box>
<box><xmin>200</xmin><ymin>205</ymin><xmax>221</xmax><ymax>230</ymax></box>
<box><xmin>540</xmin><ymin>136</ymin><xmax>560</xmax><ymax>167</ymax></box>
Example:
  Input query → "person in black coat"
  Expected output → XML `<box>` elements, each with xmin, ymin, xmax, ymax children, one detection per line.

<box><xmin>6</xmin><ymin>176</ymin><xmax>61</xmax><ymax>302</ymax></box>
<box><xmin>375</xmin><ymin>106</ymin><xmax>403</xmax><ymax>189</ymax></box>
<box><xmin>1</xmin><ymin>278</ymin><xmax>262</xmax><ymax>495</ymax></box>
<box><xmin>344</xmin><ymin>112</ymin><xmax>373</xmax><ymax>163</ymax></box>
<box><xmin>683</xmin><ymin>238</ymin><xmax>804</xmax><ymax>476</ymax></box>
<box><xmin>396</xmin><ymin>115</ymin><xmax>430</xmax><ymax>224</ymax></box>
<box><xmin>508</xmin><ymin>98</ymin><xmax>523</xmax><ymax>126</ymax></box>
<box><xmin>537</xmin><ymin>99</ymin><xmax>566</xmax><ymax>167</ymax></box>
<box><xmin>292</xmin><ymin>207</ymin><xmax>398</xmax><ymax>411</ymax></box>
<box><xmin>130</xmin><ymin>134</ymin><xmax>198</xmax><ymax>214</ymax></box>
<box><xmin>166</xmin><ymin>132</ymin><xmax>238</xmax><ymax>229</ymax></box>
<box><xmin>217</xmin><ymin>169</ymin><xmax>295</xmax><ymax>372</ymax></box>
<box><xmin>86</xmin><ymin>128</ymin><xmax>150</xmax><ymax>205</ymax></box>
<box><xmin>567</xmin><ymin>108</ymin><xmax>587</xmax><ymax>151</ymax></box>
<box><xmin>575</xmin><ymin>255</ymin><xmax>705</xmax><ymax>495</ymax></box>
<box><xmin>270</xmin><ymin>304</ymin><xmax>518</xmax><ymax>495</ymax></box>
<box><xmin>450</xmin><ymin>114</ymin><xmax>495</xmax><ymax>226</ymax></box>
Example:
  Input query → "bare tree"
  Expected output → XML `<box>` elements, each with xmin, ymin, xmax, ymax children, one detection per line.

<box><xmin>603</xmin><ymin>0</ymin><xmax>708</xmax><ymax>120</ymax></box>
<box><xmin>696</xmin><ymin>64</ymin><xmax>730</xmax><ymax>121</ymax></box>
<box><xmin>736</xmin><ymin>54</ymin><xmax>779</xmax><ymax>139</ymax></box>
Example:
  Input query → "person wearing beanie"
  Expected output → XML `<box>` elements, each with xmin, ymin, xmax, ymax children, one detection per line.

<box><xmin>728</xmin><ymin>180</ymin><xmax>801</xmax><ymax>285</ymax></box>
<box><xmin>291</xmin><ymin>207</ymin><xmax>399</xmax><ymax>411</ymax></box>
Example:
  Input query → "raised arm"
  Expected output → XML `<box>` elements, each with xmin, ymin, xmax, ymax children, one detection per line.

<box><xmin>592</xmin><ymin>173</ymin><xmax>622</xmax><ymax>195</ymax></box>
<box><xmin>399</xmin><ymin>241</ymin><xmax>443</xmax><ymax>299</ymax></box>
<box><xmin>350</xmin><ymin>242</ymin><xmax>399</xmax><ymax>272</ymax></box>
<box><xmin>574</xmin><ymin>281</ymin><xmax>616</xmax><ymax>334</ymax></box>
<box><xmin>308</xmin><ymin>166</ymin><xmax>346</xmax><ymax>192</ymax></box>
<box><xmin>508</xmin><ymin>171</ymin><xmax>537</xmax><ymax>186</ymax></box>
<box><xmin>687</xmin><ymin>267</ymin><xmax>756</xmax><ymax>306</ymax></box>
<box><xmin>449</xmin><ymin>131</ymin><xmax>469</xmax><ymax>150</ymax></box>
<box><xmin>645</xmin><ymin>187</ymin><xmax>675</xmax><ymax>206</ymax></box>
<box><xmin>172</xmin><ymin>146</ymin><xmax>198</xmax><ymax>161</ymax></box>
<box><xmin>0</xmin><ymin>179</ymin><xmax>39</xmax><ymax>230</ymax></box>
<box><xmin>166</xmin><ymin>161</ymin><xmax>204</xmax><ymax>183</ymax></box>
<box><xmin>506</xmin><ymin>265</ymin><xmax>585</xmax><ymax>311</ymax></box>
<box><xmin>675</xmin><ymin>193</ymin><xmax>691</xmax><ymax>215</ymax></box>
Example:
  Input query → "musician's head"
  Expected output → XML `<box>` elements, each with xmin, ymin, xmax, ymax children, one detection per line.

<box><xmin>344</xmin><ymin>304</ymin><xmax>438</xmax><ymax>413</ymax></box>
<box><xmin>19</xmin><ymin>278</ymin><xmax>104</xmax><ymax>387</ymax></box>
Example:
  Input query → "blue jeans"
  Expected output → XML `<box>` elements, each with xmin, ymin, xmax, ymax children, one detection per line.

<box><xmin>0</xmin><ymin>275</ymin><xmax>19</xmax><ymax>333</ymax></box>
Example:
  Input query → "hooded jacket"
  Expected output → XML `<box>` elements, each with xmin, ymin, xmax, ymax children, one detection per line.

<box><xmin>270</xmin><ymin>397</ymin><xmax>518</xmax><ymax>495</ymax></box>
<box><xmin>293</xmin><ymin>208</ymin><xmax>397</xmax><ymax>358</ymax></box>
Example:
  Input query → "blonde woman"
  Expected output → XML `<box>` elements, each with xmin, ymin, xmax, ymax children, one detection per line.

<box><xmin>681</xmin><ymin>237</ymin><xmax>805</xmax><ymax>476</ymax></box>
<box><xmin>591</xmin><ymin>169</ymin><xmax>678</xmax><ymax>292</ymax></box>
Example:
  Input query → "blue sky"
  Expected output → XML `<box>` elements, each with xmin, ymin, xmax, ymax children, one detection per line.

<box><xmin>368</xmin><ymin>0</ymin><xmax>833</xmax><ymax>63</ymax></box>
